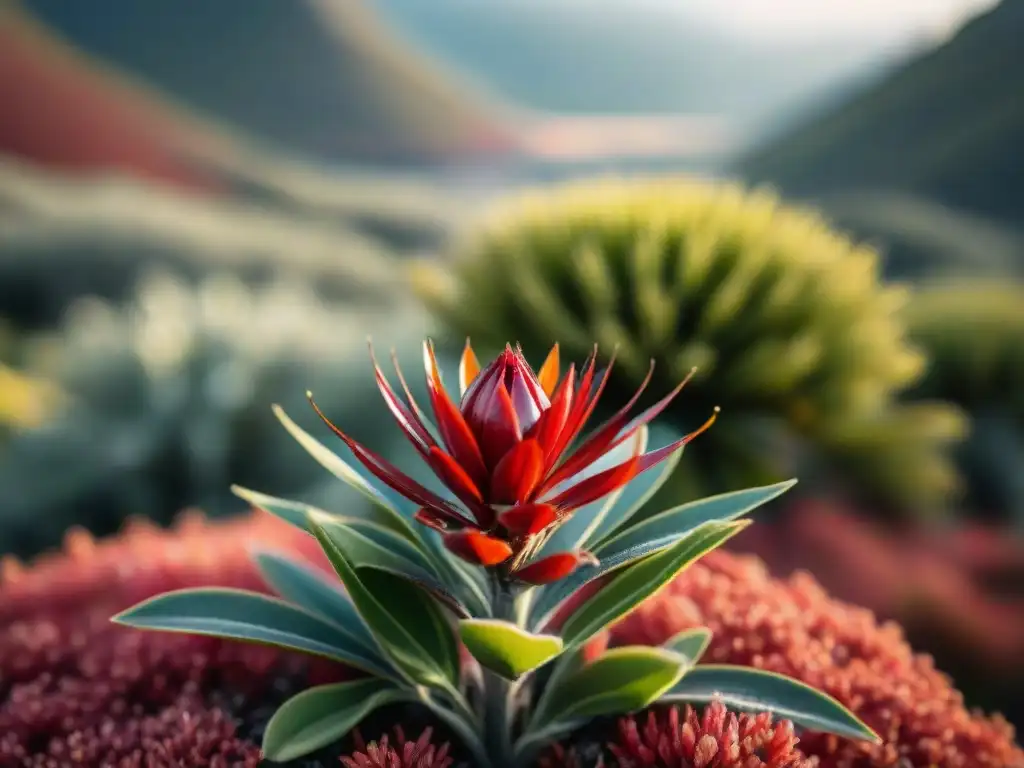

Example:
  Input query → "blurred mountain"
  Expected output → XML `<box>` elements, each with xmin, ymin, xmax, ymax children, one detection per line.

<box><xmin>737</xmin><ymin>0</ymin><xmax>1024</xmax><ymax>229</ymax></box>
<box><xmin>375</xmin><ymin>0</ymin><xmax>901</xmax><ymax>141</ymax></box>
<box><xmin>14</xmin><ymin>0</ymin><xmax>517</xmax><ymax>166</ymax></box>
<box><xmin>0</xmin><ymin>4</ymin><xmax>223</xmax><ymax>192</ymax></box>
<box><xmin>814</xmin><ymin>191</ymin><xmax>1024</xmax><ymax>281</ymax></box>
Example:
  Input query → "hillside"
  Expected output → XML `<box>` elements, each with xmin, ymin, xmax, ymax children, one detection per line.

<box><xmin>18</xmin><ymin>0</ymin><xmax>515</xmax><ymax>166</ymax></box>
<box><xmin>737</xmin><ymin>0</ymin><xmax>1024</xmax><ymax>228</ymax></box>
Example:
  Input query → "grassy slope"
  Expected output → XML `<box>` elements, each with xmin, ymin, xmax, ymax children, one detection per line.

<box><xmin>737</xmin><ymin>0</ymin><xmax>1024</xmax><ymax>228</ymax></box>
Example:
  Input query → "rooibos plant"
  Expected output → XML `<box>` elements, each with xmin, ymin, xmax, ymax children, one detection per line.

<box><xmin>113</xmin><ymin>340</ymin><xmax>879</xmax><ymax>766</ymax></box>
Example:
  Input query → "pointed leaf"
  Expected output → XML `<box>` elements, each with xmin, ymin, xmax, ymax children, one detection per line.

<box><xmin>664</xmin><ymin>627</ymin><xmax>713</xmax><ymax>663</ymax></box>
<box><xmin>272</xmin><ymin>405</ymin><xmax>420</xmax><ymax>541</ymax></box>
<box><xmin>596</xmin><ymin>480</ymin><xmax>797</xmax><ymax>557</ymax></box>
<box><xmin>262</xmin><ymin>679</ymin><xmax>410</xmax><ymax>761</ymax></box>
<box><xmin>313</xmin><ymin>515</ymin><xmax>467</xmax><ymax>618</ymax></box>
<box><xmin>559</xmin><ymin>520</ymin><xmax>748</xmax><ymax>649</ymax></box>
<box><xmin>662</xmin><ymin>665</ymin><xmax>880</xmax><ymax>743</ymax></box>
<box><xmin>111</xmin><ymin>588</ymin><xmax>394</xmax><ymax>678</ymax></box>
<box><xmin>459</xmin><ymin>619</ymin><xmax>563</xmax><ymax>680</ymax></box>
<box><xmin>309</xmin><ymin>517</ymin><xmax>459</xmax><ymax>691</ymax></box>
<box><xmin>251</xmin><ymin>549</ymin><xmax>380</xmax><ymax>656</ymax></box>
<box><xmin>539</xmin><ymin>646</ymin><xmax>690</xmax><ymax>723</ymax></box>
<box><xmin>530</xmin><ymin>518</ymin><xmax>739</xmax><ymax>632</ymax></box>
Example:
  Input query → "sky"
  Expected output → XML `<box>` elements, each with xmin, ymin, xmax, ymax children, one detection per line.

<box><xmin>677</xmin><ymin>0</ymin><xmax>1000</xmax><ymax>42</ymax></box>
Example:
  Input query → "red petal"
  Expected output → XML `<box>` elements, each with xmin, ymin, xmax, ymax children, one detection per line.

<box><xmin>308</xmin><ymin>395</ymin><xmax>473</xmax><ymax>527</ymax></box>
<box><xmin>423</xmin><ymin>341</ymin><xmax>489</xmax><ymax>485</ymax></box>
<box><xmin>544</xmin><ymin>346</ymin><xmax>603</xmax><ymax>467</ymax></box>
<box><xmin>632</xmin><ymin>407</ymin><xmax>720</xmax><ymax>475</ymax></box>
<box><xmin>540</xmin><ymin>358</ymin><xmax>654</xmax><ymax>494</ymax></box>
<box><xmin>527</xmin><ymin>363</ymin><xmax>575</xmax><ymax>468</ymax></box>
<box><xmin>606</xmin><ymin>367</ymin><xmax>701</xmax><ymax>455</ymax></box>
<box><xmin>443</xmin><ymin>531</ymin><xmax>513</xmax><ymax>566</ymax></box>
<box><xmin>426</xmin><ymin>446</ymin><xmax>485</xmax><ymax>508</ymax></box>
<box><xmin>474</xmin><ymin>381</ymin><xmax>523</xmax><ymax>468</ymax></box>
<box><xmin>498</xmin><ymin>503</ymin><xmax>558</xmax><ymax>537</ymax></box>
<box><xmin>490</xmin><ymin>438</ymin><xmax>544</xmax><ymax>504</ymax></box>
<box><xmin>414</xmin><ymin>508</ymin><xmax>455</xmax><ymax>532</ymax></box>
<box><xmin>513</xmin><ymin>551</ymin><xmax>593</xmax><ymax>585</ymax></box>
<box><xmin>368</xmin><ymin>345</ymin><xmax>435</xmax><ymax>455</ymax></box>
<box><xmin>544</xmin><ymin>456</ymin><xmax>640</xmax><ymax>512</ymax></box>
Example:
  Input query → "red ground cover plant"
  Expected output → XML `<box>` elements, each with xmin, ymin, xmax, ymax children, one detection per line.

<box><xmin>1</xmin><ymin>510</ymin><xmax>1021</xmax><ymax>766</ymax></box>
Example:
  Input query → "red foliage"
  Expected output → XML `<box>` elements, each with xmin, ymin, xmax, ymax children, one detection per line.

<box><xmin>2</xmin><ymin>510</ymin><xmax>1022</xmax><ymax>766</ymax></box>
<box><xmin>611</xmin><ymin>549</ymin><xmax>1024</xmax><ymax>767</ymax></box>
<box><xmin>341</xmin><ymin>727</ymin><xmax>453</xmax><ymax>768</ymax></box>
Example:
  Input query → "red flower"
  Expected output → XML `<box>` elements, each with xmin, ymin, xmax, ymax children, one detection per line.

<box><xmin>341</xmin><ymin>727</ymin><xmax>453</xmax><ymax>768</ymax></box>
<box><xmin>309</xmin><ymin>340</ymin><xmax>716</xmax><ymax>583</ymax></box>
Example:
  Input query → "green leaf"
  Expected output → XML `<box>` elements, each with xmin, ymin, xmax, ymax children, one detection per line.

<box><xmin>535</xmin><ymin>427</ymin><xmax>646</xmax><ymax>559</ymax></box>
<box><xmin>271</xmin><ymin>404</ymin><xmax>419</xmax><ymax>542</ymax></box>
<box><xmin>458</xmin><ymin>619</ymin><xmax>563</xmax><ymax>680</ymax></box>
<box><xmin>559</xmin><ymin>520</ymin><xmax>749</xmax><ymax>650</ymax></box>
<box><xmin>664</xmin><ymin>627</ymin><xmax>713</xmax><ymax>664</ymax></box>
<box><xmin>262</xmin><ymin>679</ymin><xmax>409</xmax><ymax>761</ymax></box>
<box><xmin>584</xmin><ymin>427</ymin><xmax>686</xmax><ymax>548</ymax></box>
<box><xmin>251</xmin><ymin>550</ymin><xmax>380</xmax><ymax>655</ymax></box>
<box><xmin>662</xmin><ymin>665</ymin><xmax>880</xmax><ymax>743</ymax></box>
<box><xmin>313</xmin><ymin>515</ymin><xmax>468</xmax><ymax>618</ymax></box>
<box><xmin>539</xmin><ymin>646</ymin><xmax>690</xmax><ymax>722</ymax></box>
<box><xmin>596</xmin><ymin>480</ymin><xmax>797</xmax><ymax>557</ymax></box>
<box><xmin>111</xmin><ymin>587</ymin><xmax>394</xmax><ymax>679</ymax></box>
<box><xmin>309</xmin><ymin>516</ymin><xmax>460</xmax><ymax>691</ymax></box>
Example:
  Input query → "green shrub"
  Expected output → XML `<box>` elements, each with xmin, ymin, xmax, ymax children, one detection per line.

<box><xmin>412</xmin><ymin>177</ymin><xmax>966</xmax><ymax>515</ymax></box>
<box><xmin>0</xmin><ymin>271</ymin><xmax>425</xmax><ymax>558</ymax></box>
<box><xmin>903</xmin><ymin>280</ymin><xmax>1024</xmax><ymax>523</ymax></box>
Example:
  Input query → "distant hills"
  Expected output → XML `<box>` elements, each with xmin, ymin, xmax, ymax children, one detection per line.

<box><xmin>17</xmin><ymin>0</ymin><xmax>516</xmax><ymax>166</ymax></box>
<box><xmin>737</xmin><ymin>0</ymin><xmax>1024</xmax><ymax>230</ymax></box>
<box><xmin>375</xmin><ymin>0</ymin><xmax>900</xmax><ymax>142</ymax></box>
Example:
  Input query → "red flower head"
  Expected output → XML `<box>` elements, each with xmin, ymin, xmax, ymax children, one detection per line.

<box><xmin>309</xmin><ymin>340</ymin><xmax>716</xmax><ymax>584</ymax></box>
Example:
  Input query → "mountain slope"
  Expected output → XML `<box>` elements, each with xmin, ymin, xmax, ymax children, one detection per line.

<box><xmin>18</xmin><ymin>0</ymin><xmax>515</xmax><ymax>165</ymax></box>
<box><xmin>737</xmin><ymin>0</ymin><xmax>1024</xmax><ymax>227</ymax></box>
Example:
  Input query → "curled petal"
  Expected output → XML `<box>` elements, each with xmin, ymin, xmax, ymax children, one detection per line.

<box><xmin>514</xmin><ymin>551</ymin><xmax>598</xmax><ymax>585</ymax></box>
<box><xmin>490</xmin><ymin>439</ymin><xmax>544</xmax><ymax>504</ymax></box>
<box><xmin>498</xmin><ymin>503</ymin><xmax>558</xmax><ymax>537</ymax></box>
<box><xmin>308</xmin><ymin>395</ymin><xmax>473</xmax><ymax>528</ymax></box>
<box><xmin>607</xmin><ymin>367</ymin><xmax>702</xmax><ymax>454</ymax></box>
<box><xmin>537</xmin><ymin>343</ymin><xmax>561</xmax><ymax>398</ymax></box>
<box><xmin>423</xmin><ymin>340</ymin><xmax>489</xmax><ymax>485</ymax></box>
<box><xmin>459</xmin><ymin>339</ymin><xmax>481</xmax><ymax>398</ymax></box>
<box><xmin>442</xmin><ymin>531</ymin><xmax>513</xmax><ymax>566</ymax></box>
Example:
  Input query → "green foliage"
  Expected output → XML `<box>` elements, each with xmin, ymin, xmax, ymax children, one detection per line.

<box><xmin>902</xmin><ymin>280</ymin><xmax>1024</xmax><ymax>523</ymax></box>
<box><xmin>411</xmin><ymin>177</ymin><xmax>966</xmax><ymax>513</ymax></box>
<box><xmin>114</xmin><ymin>394</ymin><xmax>878</xmax><ymax>766</ymax></box>
<box><xmin>0</xmin><ymin>271</ymin><xmax>424</xmax><ymax>558</ymax></box>
<box><xmin>458</xmin><ymin>620</ymin><xmax>563</xmax><ymax>679</ymax></box>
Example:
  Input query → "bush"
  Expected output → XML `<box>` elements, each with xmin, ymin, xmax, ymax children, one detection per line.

<box><xmin>412</xmin><ymin>177</ymin><xmax>966</xmax><ymax>515</ymax></box>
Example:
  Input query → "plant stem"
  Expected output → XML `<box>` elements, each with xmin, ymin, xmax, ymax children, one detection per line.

<box><xmin>483</xmin><ymin>575</ymin><xmax>518</xmax><ymax>768</ymax></box>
